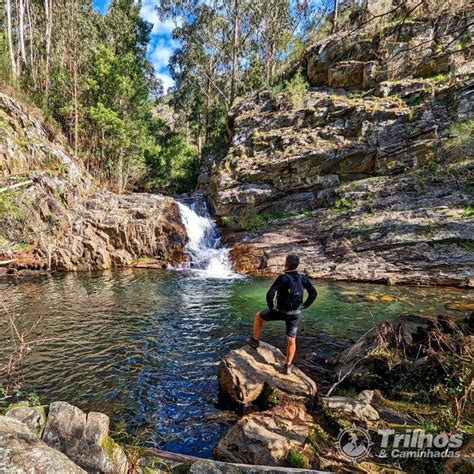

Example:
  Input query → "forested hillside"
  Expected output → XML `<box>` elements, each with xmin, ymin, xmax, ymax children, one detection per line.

<box><xmin>3</xmin><ymin>1</ymin><xmax>472</xmax><ymax>193</ymax></box>
<box><xmin>1</xmin><ymin>0</ymin><xmax>197</xmax><ymax>193</ymax></box>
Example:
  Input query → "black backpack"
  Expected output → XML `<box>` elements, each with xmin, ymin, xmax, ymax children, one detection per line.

<box><xmin>286</xmin><ymin>273</ymin><xmax>304</xmax><ymax>310</ymax></box>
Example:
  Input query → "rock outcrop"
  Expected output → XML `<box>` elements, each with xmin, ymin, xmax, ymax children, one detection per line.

<box><xmin>52</xmin><ymin>192</ymin><xmax>187</xmax><ymax>271</ymax></box>
<box><xmin>321</xmin><ymin>396</ymin><xmax>379</xmax><ymax>424</ymax></box>
<box><xmin>214</xmin><ymin>402</ymin><xmax>314</xmax><ymax>466</ymax></box>
<box><xmin>0</xmin><ymin>91</ymin><xmax>188</xmax><ymax>273</ymax></box>
<box><xmin>42</xmin><ymin>401</ymin><xmax>128</xmax><ymax>473</ymax></box>
<box><xmin>305</xmin><ymin>8</ymin><xmax>473</xmax><ymax>88</ymax></box>
<box><xmin>207</xmin><ymin>15</ymin><xmax>474</xmax><ymax>286</ymax></box>
<box><xmin>218</xmin><ymin>342</ymin><xmax>317</xmax><ymax>405</ymax></box>
<box><xmin>0</xmin><ymin>415</ymin><xmax>85</xmax><ymax>473</ymax></box>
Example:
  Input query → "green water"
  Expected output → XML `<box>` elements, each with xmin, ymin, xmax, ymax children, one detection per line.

<box><xmin>0</xmin><ymin>269</ymin><xmax>471</xmax><ymax>456</ymax></box>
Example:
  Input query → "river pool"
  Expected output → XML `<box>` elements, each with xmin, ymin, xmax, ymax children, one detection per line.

<box><xmin>1</xmin><ymin>269</ymin><xmax>471</xmax><ymax>456</ymax></box>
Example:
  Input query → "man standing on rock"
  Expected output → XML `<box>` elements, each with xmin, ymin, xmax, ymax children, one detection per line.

<box><xmin>248</xmin><ymin>254</ymin><xmax>317</xmax><ymax>375</ymax></box>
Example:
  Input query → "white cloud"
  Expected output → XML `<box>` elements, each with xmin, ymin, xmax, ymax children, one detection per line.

<box><xmin>150</xmin><ymin>42</ymin><xmax>174</xmax><ymax>70</ymax></box>
<box><xmin>140</xmin><ymin>0</ymin><xmax>182</xmax><ymax>35</ymax></box>
<box><xmin>156</xmin><ymin>72</ymin><xmax>175</xmax><ymax>92</ymax></box>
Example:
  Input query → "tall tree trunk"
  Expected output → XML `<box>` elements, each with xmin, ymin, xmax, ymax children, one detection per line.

<box><xmin>25</xmin><ymin>0</ymin><xmax>35</xmax><ymax>84</ymax></box>
<box><xmin>44</xmin><ymin>0</ymin><xmax>52</xmax><ymax>97</ymax></box>
<box><xmin>332</xmin><ymin>0</ymin><xmax>339</xmax><ymax>34</ymax></box>
<box><xmin>73</xmin><ymin>59</ymin><xmax>79</xmax><ymax>158</ymax></box>
<box><xmin>5</xmin><ymin>0</ymin><xmax>17</xmax><ymax>77</ymax></box>
<box><xmin>18</xmin><ymin>0</ymin><xmax>26</xmax><ymax>70</ymax></box>
<box><xmin>230</xmin><ymin>0</ymin><xmax>240</xmax><ymax>106</ymax></box>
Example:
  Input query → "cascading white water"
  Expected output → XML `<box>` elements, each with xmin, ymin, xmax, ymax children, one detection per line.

<box><xmin>177</xmin><ymin>194</ymin><xmax>239</xmax><ymax>279</ymax></box>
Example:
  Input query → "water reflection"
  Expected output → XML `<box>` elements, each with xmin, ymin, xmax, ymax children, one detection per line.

<box><xmin>0</xmin><ymin>270</ymin><xmax>471</xmax><ymax>456</ymax></box>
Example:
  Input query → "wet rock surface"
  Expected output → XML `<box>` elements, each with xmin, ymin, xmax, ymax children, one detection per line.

<box><xmin>218</xmin><ymin>342</ymin><xmax>317</xmax><ymax>405</ymax></box>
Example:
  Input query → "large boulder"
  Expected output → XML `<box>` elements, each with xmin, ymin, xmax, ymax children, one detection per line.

<box><xmin>218</xmin><ymin>342</ymin><xmax>317</xmax><ymax>405</ymax></box>
<box><xmin>0</xmin><ymin>415</ymin><xmax>85</xmax><ymax>473</ymax></box>
<box><xmin>42</xmin><ymin>401</ymin><xmax>128</xmax><ymax>473</ymax></box>
<box><xmin>214</xmin><ymin>402</ymin><xmax>313</xmax><ymax>466</ymax></box>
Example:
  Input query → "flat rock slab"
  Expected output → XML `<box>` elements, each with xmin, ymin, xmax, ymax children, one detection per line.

<box><xmin>218</xmin><ymin>342</ymin><xmax>317</xmax><ymax>405</ymax></box>
<box><xmin>215</xmin><ymin>402</ymin><xmax>314</xmax><ymax>466</ymax></box>
<box><xmin>0</xmin><ymin>415</ymin><xmax>85</xmax><ymax>473</ymax></box>
<box><xmin>322</xmin><ymin>396</ymin><xmax>379</xmax><ymax>423</ymax></box>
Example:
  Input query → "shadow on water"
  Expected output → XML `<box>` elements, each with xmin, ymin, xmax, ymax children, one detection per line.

<box><xmin>1</xmin><ymin>269</ymin><xmax>472</xmax><ymax>456</ymax></box>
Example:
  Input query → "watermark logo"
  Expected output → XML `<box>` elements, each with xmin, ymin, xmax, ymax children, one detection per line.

<box><xmin>336</xmin><ymin>424</ymin><xmax>374</xmax><ymax>461</ymax></box>
<box><xmin>336</xmin><ymin>425</ymin><xmax>463</xmax><ymax>461</ymax></box>
<box><xmin>378</xmin><ymin>429</ymin><xmax>463</xmax><ymax>459</ymax></box>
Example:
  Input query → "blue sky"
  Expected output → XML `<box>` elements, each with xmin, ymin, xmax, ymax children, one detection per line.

<box><xmin>92</xmin><ymin>0</ymin><xmax>177</xmax><ymax>91</ymax></box>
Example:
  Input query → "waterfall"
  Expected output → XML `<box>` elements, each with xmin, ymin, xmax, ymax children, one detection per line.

<box><xmin>177</xmin><ymin>193</ymin><xmax>239</xmax><ymax>279</ymax></box>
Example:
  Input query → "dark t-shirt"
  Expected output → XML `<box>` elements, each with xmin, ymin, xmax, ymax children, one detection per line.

<box><xmin>266</xmin><ymin>271</ymin><xmax>317</xmax><ymax>314</ymax></box>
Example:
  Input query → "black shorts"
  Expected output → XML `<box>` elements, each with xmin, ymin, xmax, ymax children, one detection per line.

<box><xmin>258</xmin><ymin>308</ymin><xmax>301</xmax><ymax>338</ymax></box>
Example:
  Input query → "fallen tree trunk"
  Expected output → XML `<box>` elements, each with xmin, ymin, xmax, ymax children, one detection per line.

<box><xmin>145</xmin><ymin>448</ymin><xmax>324</xmax><ymax>472</ymax></box>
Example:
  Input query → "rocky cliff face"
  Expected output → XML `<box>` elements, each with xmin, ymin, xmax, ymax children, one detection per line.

<box><xmin>0</xmin><ymin>92</ymin><xmax>187</xmax><ymax>273</ymax></box>
<box><xmin>207</xmin><ymin>11</ymin><xmax>474</xmax><ymax>287</ymax></box>
<box><xmin>304</xmin><ymin>7</ymin><xmax>474</xmax><ymax>89</ymax></box>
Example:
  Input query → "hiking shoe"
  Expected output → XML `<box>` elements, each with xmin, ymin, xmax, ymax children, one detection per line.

<box><xmin>247</xmin><ymin>338</ymin><xmax>260</xmax><ymax>349</ymax></box>
<box><xmin>284</xmin><ymin>364</ymin><xmax>293</xmax><ymax>375</ymax></box>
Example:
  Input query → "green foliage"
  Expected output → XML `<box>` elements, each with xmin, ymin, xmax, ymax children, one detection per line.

<box><xmin>0</xmin><ymin>386</ymin><xmax>41</xmax><ymax>413</ymax></box>
<box><xmin>230</xmin><ymin>209</ymin><xmax>312</xmax><ymax>232</ymax></box>
<box><xmin>460</xmin><ymin>206</ymin><xmax>474</xmax><ymax>218</ymax></box>
<box><xmin>334</xmin><ymin>197</ymin><xmax>352</xmax><ymax>211</ymax></box>
<box><xmin>284</xmin><ymin>68</ymin><xmax>308</xmax><ymax>109</ymax></box>
<box><xmin>238</xmin><ymin>211</ymin><xmax>268</xmax><ymax>232</ymax></box>
<box><xmin>287</xmin><ymin>450</ymin><xmax>305</xmax><ymax>468</ymax></box>
<box><xmin>446</xmin><ymin>118</ymin><xmax>474</xmax><ymax>149</ymax></box>
<box><xmin>270</xmin><ymin>82</ymin><xmax>285</xmax><ymax>97</ymax></box>
<box><xmin>0</xmin><ymin>33</ymin><xmax>12</xmax><ymax>83</ymax></box>
<box><xmin>242</xmin><ymin>55</ymin><xmax>264</xmax><ymax>93</ymax></box>
<box><xmin>0</xmin><ymin>191</ymin><xmax>20</xmax><ymax>218</ymax></box>
<box><xmin>347</xmin><ymin>91</ymin><xmax>362</xmax><ymax>100</ymax></box>
<box><xmin>143</xmin><ymin>130</ymin><xmax>199</xmax><ymax>194</ymax></box>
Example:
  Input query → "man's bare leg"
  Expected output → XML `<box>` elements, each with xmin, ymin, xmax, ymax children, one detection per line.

<box><xmin>253</xmin><ymin>312</ymin><xmax>264</xmax><ymax>340</ymax></box>
<box><xmin>286</xmin><ymin>336</ymin><xmax>296</xmax><ymax>367</ymax></box>
<box><xmin>248</xmin><ymin>313</ymin><xmax>264</xmax><ymax>348</ymax></box>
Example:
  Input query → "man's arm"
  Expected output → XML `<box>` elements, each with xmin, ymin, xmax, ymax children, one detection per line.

<box><xmin>266</xmin><ymin>275</ymin><xmax>284</xmax><ymax>309</ymax></box>
<box><xmin>302</xmin><ymin>276</ymin><xmax>317</xmax><ymax>309</ymax></box>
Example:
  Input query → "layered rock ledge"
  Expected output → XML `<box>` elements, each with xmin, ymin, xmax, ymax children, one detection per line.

<box><xmin>0</xmin><ymin>92</ymin><xmax>188</xmax><ymax>274</ymax></box>
<box><xmin>208</xmin><ymin>75</ymin><xmax>473</xmax><ymax>286</ymax></box>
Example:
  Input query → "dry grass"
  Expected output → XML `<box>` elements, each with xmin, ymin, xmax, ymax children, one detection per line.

<box><xmin>0</xmin><ymin>300</ymin><xmax>42</xmax><ymax>396</ymax></box>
